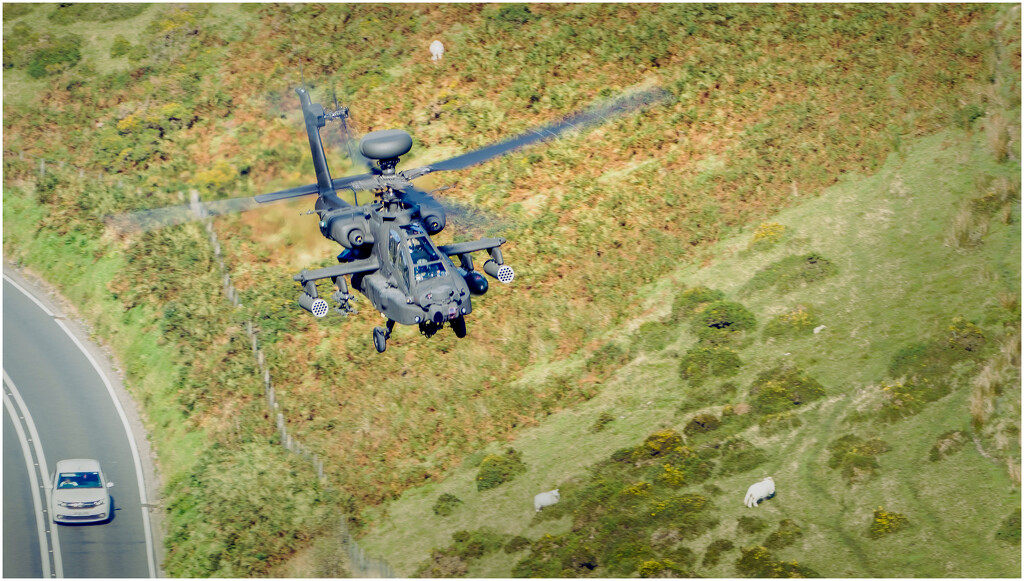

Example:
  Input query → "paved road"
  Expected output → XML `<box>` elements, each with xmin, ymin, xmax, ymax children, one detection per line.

<box><xmin>3</xmin><ymin>275</ymin><xmax>157</xmax><ymax>578</ymax></box>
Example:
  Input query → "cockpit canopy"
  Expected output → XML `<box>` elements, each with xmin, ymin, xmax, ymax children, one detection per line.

<box><xmin>389</xmin><ymin>223</ymin><xmax>449</xmax><ymax>289</ymax></box>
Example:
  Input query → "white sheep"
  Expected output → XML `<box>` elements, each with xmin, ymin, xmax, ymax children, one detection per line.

<box><xmin>534</xmin><ymin>489</ymin><xmax>560</xmax><ymax>512</ymax></box>
<box><xmin>429</xmin><ymin>40</ymin><xmax>445</xmax><ymax>61</ymax></box>
<box><xmin>744</xmin><ymin>477</ymin><xmax>775</xmax><ymax>508</ymax></box>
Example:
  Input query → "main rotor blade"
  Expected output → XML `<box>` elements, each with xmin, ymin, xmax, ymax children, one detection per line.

<box><xmin>254</xmin><ymin>173</ymin><xmax>371</xmax><ymax>204</ymax></box>
<box><xmin>105</xmin><ymin>195</ymin><xmax>262</xmax><ymax>234</ymax></box>
<box><xmin>406</xmin><ymin>86</ymin><xmax>673</xmax><ymax>177</ymax></box>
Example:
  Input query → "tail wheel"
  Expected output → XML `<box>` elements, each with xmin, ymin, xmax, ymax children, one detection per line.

<box><xmin>451</xmin><ymin>316</ymin><xmax>467</xmax><ymax>338</ymax></box>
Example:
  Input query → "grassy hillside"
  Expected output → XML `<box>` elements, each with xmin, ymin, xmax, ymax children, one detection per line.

<box><xmin>359</xmin><ymin>128</ymin><xmax>1021</xmax><ymax>577</ymax></box>
<box><xmin>3</xmin><ymin>3</ymin><xmax>1019</xmax><ymax>577</ymax></box>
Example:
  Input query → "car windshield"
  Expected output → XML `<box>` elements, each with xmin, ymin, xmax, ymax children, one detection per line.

<box><xmin>57</xmin><ymin>471</ymin><xmax>102</xmax><ymax>489</ymax></box>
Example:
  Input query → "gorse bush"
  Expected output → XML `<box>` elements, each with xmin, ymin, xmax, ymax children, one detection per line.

<box><xmin>737</xmin><ymin>515</ymin><xmax>769</xmax><ymax>535</ymax></box>
<box><xmin>476</xmin><ymin>448</ymin><xmax>527</xmax><ymax>491</ymax></box>
<box><xmin>868</xmin><ymin>507</ymin><xmax>909</xmax><ymax>539</ymax></box>
<box><xmin>747</xmin><ymin>222</ymin><xmax>787</xmax><ymax>251</ymax></box>
<box><xmin>693</xmin><ymin>301</ymin><xmax>757</xmax><ymax>338</ymax></box>
<box><xmin>994</xmin><ymin>509</ymin><xmax>1021</xmax><ymax>544</ymax></box>
<box><xmin>684</xmin><ymin>413</ymin><xmax>722</xmax><ymax>435</ymax></box>
<box><xmin>749</xmin><ymin>363</ymin><xmax>825</xmax><ymax>415</ymax></box>
<box><xmin>764</xmin><ymin>519</ymin><xmax>803</xmax><ymax>550</ymax></box>
<box><xmin>511</xmin><ymin>428</ymin><xmax>721</xmax><ymax>576</ymax></box>
<box><xmin>929</xmin><ymin>431</ymin><xmax>968</xmax><ymax>462</ymax></box>
<box><xmin>432</xmin><ymin>493</ymin><xmax>463</xmax><ymax>517</ymax></box>
<box><xmin>827</xmin><ymin>434</ymin><xmax>890</xmax><ymax>484</ymax></box>
<box><xmin>742</xmin><ymin>253</ymin><xmax>838</xmax><ymax>295</ymax></box>
<box><xmin>736</xmin><ymin>545</ymin><xmax>818</xmax><ymax>578</ymax></box>
<box><xmin>763</xmin><ymin>304</ymin><xmax>819</xmax><ymax>339</ymax></box>
<box><xmin>27</xmin><ymin>33</ymin><xmax>83</xmax><ymax>78</ymax></box>
<box><xmin>672</xmin><ymin>286</ymin><xmax>726</xmax><ymax>323</ymax></box>
<box><xmin>702</xmin><ymin>538</ymin><xmax>735</xmax><ymax>567</ymax></box>
<box><xmin>679</xmin><ymin>344</ymin><xmax>742</xmax><ymax>386</ymax></box>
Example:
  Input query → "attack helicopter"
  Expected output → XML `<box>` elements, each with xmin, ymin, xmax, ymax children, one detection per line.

<box><xmin>251</xmin><ymin>85</ymin><xmax>670</xmax><ymax>352</ymax></box>
<box><xmin>113</xmin><ymin>83</ymin><xmax>670</xmax><ymax>353</ymax></box>
<box><xmin>270</xmin><ymin>86</ymin><xmax>513</xmax><ymax>353</ymax></box>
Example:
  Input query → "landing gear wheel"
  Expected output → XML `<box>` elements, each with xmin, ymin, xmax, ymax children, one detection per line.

<box><xmin>451</xmin><ymin>316</ymin><xmax>467</xmax><ymax>338</ymax></box>
<box><xmin>373</xmin><ymin>326</ymin><xmax>387</xmax><ymax>353</ymax></box>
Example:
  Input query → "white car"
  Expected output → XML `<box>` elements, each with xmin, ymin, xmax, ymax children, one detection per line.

<box><xmin>49</xmin><ymin>459</ymin><xmax>114</xmax><ymax>524</ymax></box>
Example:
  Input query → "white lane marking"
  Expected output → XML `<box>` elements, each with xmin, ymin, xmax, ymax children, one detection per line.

<box><xmin>3</xmin><ymin>274</ymin><xmax>157</xmax><ymax>577</ymax></box>
<box><xmin>3</xmin><ymin>373</ymin><xmax>63</xmax><ymax>578</ymax></box>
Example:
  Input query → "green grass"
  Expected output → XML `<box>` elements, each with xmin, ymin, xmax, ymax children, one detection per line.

<box><xmin>359</xmin><ymin>128</ymin><xmax>1021</xmax><ymax>577</ymax></box>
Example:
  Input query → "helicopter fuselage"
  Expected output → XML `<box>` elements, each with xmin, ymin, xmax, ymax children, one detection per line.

<box><xmin>339</xmin><ymin>201</ymin><xmax>474</xmax><ymax>329</ymax></box>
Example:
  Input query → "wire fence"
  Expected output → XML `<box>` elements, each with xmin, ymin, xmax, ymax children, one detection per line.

<box><xmin>7</xmin><ymin>152</ymin><xmax>395</xmax><ymax>577</ymax></box>
<box><xmin>191</xmin><ymin>189</ymin><xmax>396</xmax><ymax>578</ymax></box>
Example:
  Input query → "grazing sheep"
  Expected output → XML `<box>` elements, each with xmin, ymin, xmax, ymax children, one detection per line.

<box><xmin>744</xmin><ymin>477</ymin><xmax>775</xmax><ymax>508</ymax></box>
<box><xmin>429</xmin><ymin>40</ymin><xmax>445</xmax><ymax>61</ymax></box>
<box><xmin>534</xmin><ymin>489</ymin><xmax>560</xmax><ymax>512</ymax></box>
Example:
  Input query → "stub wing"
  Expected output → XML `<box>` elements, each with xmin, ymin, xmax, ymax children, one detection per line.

<box><xmin>437</xmin><ymin>238</ymin><xmax>507</xmax><ymax>256</ymax></box>
<box><xmin>294</xmin><ymin>257</ymin><xmax>380</xmax><ymax>284</ymax></box>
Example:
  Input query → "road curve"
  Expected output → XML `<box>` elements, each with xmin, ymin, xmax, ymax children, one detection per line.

<box><xmin>3</xmin><ymin>270</ymin><xmax>159</xmax><ymax>578</ymax></box>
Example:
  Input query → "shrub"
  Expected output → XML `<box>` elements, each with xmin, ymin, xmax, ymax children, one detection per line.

<box><xmin>111</xmin><ymin>35</ymin><xmax>133</xmax><ymax>58</ymax></box>
<box><xmin>590</xmin><ymin>411</ymin><xmax>616</xmax><ymax>433</ymax></box>
<box><xmin>928</xmin><ymin>430</ymin><xmax>968</xmax><ymax>462</ymax></box>
<box><xmin>486</xmin><ymin>3</ymin><xmax>540</xmax><ymax>31</ymax></box>
<box><xmin>946</xmin><ymin>316</ymin><xmax>986</xmax><ymax>353</ymax></box>
<box><xmin>702</xmin><ymin>538</ymin><xmax>735</xmax><ymax>567</ymax></box>
<box><xmin>27</xmin><ymin>34</ymin><xmax>83</xmax><ymax>78</ymax></box>
<box><xmin>693</xmin><ymin>301</ymin><xmax>757</xmax><ymax>338</ymax></box>
<box><xmin>764</xmin><ymin>519</ymin><xmax>803</xmax><ymax>550</ymax></box>
<box><xmin>657</xmin><ymin>464</ymin><xmax>687</xmax><ymax>489</ymax></box>
<box><xmin>684</xmin><ymin>413</ymin><xmax>722</xmax><ymax>435</ymax></box>
<box><xmin>671</xmin><ymin>286</ymin><xmax>726</xmax><ymax>323</ymax></box>
<box><xmin>718</xmin><ymin>443</ymin><xmax>769</xmax><ymax>476</ymax></box>
<box><xmin>633</xmin><ymin>429</ymin><xmax>684</xmax><ymax>460</ymax></box>
<box><xmin>758</xmin><ymin>411</ymin><xmax>803</xmax><ymax>436</ymax></box>
<box><xmin>649</xmin><ymin>494</ymin><xmax>718</xmax><ymax>538</ymax></box>
<box><xmin>505</xmin><ymin>536</ymin><xmax>532</xmax><ymax>553</ymax></box>
<box><xmin>476</xmin><ymin>448</ymin><xmax>527</xmax><ymax>491</ymax></box>
<box><xmin>737</xmin><ymin>515</ymin><xmax>769</xmax><ymax>535</ymax></box>
<box><xmin>450</xmin><ymin>529</ymin><xmax>508</xmax><ymax>559</ymax></box>
<box><xmin>763</xmin><ymin>304</ymin><xmax>819</xmax><ymax>339</ymax></box>
<box><xmin>679</xmin><ymin>344</ymin><xmax>742</xmax><ymax>386</ymax></box>
<box><xmin>433</xmin><ymin>493</ymin><xmax>463</xmax><ymax>517</ymax></box>
<box><xmin>828</xmin><ymin>434</ymin><xmax>890</xmax><ymax>484</ymax></box>
<box><xmin>749</xmin><ymin>363</ymin><xmax>825</xmax><ymax>415</ymax></box>
<box><xmin>586</xmin><ymin>341</ymin><xmax>631</xmax><ymax>374</ymax></box>
<box><xmin>637</xmin><ymin>321</ymin><xmax>676</xmax><ymax>352</ymax></box>
<box><xmin>994</xmin><ymin>508</ymin><xmax>1021</xmax><ymax>543</ymax></box>
<box><xmin>677</xmin><ymin>381</ymin><xmax>739</xmax><ymax>413</ymax></box>
<box><xmin>868</xmin><ymin>507</ymin><xmax>908</xmax><ymax>539</ymax></box>
<box><xmin>736</xmin><ymin>545</ymin><xmax>818</xmax><ymax>578</ymax></box>
<box><xmin>415</xmin><ymin>550</ymin><xmax>468</xmax><ymax>578</ymax></box>
<box><xmin>747</xmin><ymin>222</ymin><xmax>787</xmax><ymax>251</ymax></box>
<box><xmin>742</xmin><ymin>253</ymin><xmax>838</xmax><ymax>295</ymax></box>
<box><xmin>878</xmin><ymin>377</ymin><xmax>949</xmax><ymax>421</ymax></box>
<box><xmin>638</xmin><ymin>558</ymin><xmax>688</xmax><ymax>578</ymax></box>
